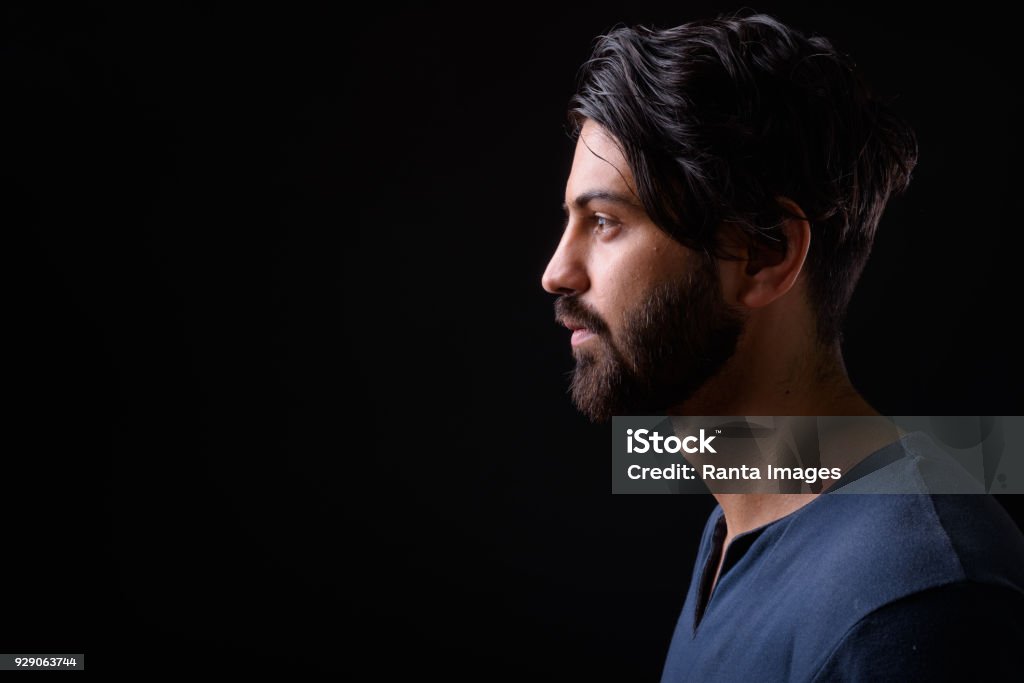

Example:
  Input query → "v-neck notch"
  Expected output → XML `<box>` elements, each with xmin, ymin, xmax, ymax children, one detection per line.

<box><xmin>690</xmin><ymin>505</ymin><xmax>808</xmax><ymax>635</ymax></box>
<box><xmin>691</xmin><ymin>510</ymin><xmax>778</xmax><ymax>635</ymax></box>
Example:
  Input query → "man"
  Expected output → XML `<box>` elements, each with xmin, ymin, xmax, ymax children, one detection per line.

<box><xmin>541</xmin><ymin>10</ymin><xmax>1024</xmax><ymax>681</ymax></box>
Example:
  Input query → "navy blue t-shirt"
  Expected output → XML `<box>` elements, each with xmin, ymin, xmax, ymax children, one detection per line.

<box><xmin>660</xmin><ymin>431</ymin><xmax>1024</xmax><ymax>682</ymax></box>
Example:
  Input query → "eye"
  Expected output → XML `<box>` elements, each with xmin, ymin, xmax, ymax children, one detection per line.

<box><xmin>593</xmin><ymin>215</ymin><xmax>621</xmax><ymax>237</ymax></box>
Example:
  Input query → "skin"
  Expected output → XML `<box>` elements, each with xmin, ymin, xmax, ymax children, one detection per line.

<box><xmin>542</xmin><ymin>118</ymin><xmax>901</xmax><ymax>593</ymax></box>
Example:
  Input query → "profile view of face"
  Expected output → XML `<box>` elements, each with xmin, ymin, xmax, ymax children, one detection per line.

<box><xmin>541</xmin><ymin>118</ymin><xmax>746</xmax><ymax>421</ymax></box>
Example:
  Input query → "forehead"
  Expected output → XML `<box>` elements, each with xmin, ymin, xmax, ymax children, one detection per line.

<box><xmin>566</xmin><ymin>119</ymin><xmax>636</xmax><ymax>198</ymax></box>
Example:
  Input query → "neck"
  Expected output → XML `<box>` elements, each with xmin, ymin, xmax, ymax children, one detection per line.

<box><xmin>666</xmin><ymin>337</ymin><xmax>899</xmax><ymax>545</ymax></box>
<box><xmin>668</xmin><ymin>335</ymin><xmax>872</xmax><ymax>416</ymax></box>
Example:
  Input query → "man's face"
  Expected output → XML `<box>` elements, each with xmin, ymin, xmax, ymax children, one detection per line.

<box><xmin>541</xmin><ymin>119</ymin><xmax>746</xmax><ymax>421</ymax></box>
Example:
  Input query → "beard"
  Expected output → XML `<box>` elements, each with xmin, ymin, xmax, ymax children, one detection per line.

<box><xmin>554</xmin><ymin>254</ymin><xmax>745</xmax><ymax>422</ymax></box>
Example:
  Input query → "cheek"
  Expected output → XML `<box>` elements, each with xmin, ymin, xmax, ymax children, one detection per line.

<box><xmin>589</xmin><ymin>244</ymin><xmax>670</xmax><ymax>330</ymax></box>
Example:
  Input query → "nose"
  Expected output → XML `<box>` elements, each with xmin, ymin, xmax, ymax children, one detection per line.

<box><xmin>541</xmin><ymin>226</ymin><xmax>589</xmax><ymax>295</ymax></box>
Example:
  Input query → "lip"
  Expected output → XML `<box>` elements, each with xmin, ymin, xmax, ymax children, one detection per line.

<box><xmin>571</xmin><ymin>328</ymin><xmax>595</xmax><ymax>346</ymax></box>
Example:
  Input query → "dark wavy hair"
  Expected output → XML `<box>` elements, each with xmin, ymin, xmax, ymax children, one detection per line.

<box><xmin>567</xmin><ymin>9</ymin><xmax>919</xmax><ymax>344</ymax></box>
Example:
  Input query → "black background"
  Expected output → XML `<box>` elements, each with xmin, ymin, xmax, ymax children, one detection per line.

<box><xmin>4</xmin><ymin>1</ymin><xmax>1022</xmax><ymax>678</ymax></box>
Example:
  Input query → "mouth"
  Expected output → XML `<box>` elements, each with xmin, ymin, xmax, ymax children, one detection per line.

<box><xmin>561</xmin><ymin>320</ymin><xmax>597</xmax><ymax>347</ymax></box>
<box><xmin>571</xmin><ymin>328</ymin><xmax>596</xmax><ymax>346</ymax></box>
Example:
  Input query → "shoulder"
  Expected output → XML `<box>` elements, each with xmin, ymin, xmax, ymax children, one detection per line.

<box><xmin>783</xmin><ymin>491</ymin><xmax>1024</xmax><ymax>674</ymax></box>
<box><xmin>925</xmin><ymin>493</ymin><xmax>1024</xmax><ymax>586</ymax></box>
<box><xmin>810</xmin><ymin>581</ymin><xmax>1024</xmax><ymax>681</ymax></box>
<box><xmin>795</xmin><ymin>492</ymin><xmax>1024</xmax><ymax>607</ymax></box>
<box><xmin>795</xmin><ymin>431</ymin><xmax>1024</xmax><ymax>597</ymax></box>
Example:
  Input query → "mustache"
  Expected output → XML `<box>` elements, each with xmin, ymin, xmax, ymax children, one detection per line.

<box><xmin>554</xmin><ymin>295</ymin><xmax>611</xmax><ymax>336</ymax></box>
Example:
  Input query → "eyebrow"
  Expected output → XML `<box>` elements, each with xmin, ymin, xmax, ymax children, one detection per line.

<box><xmin>561</xmin><ymin>189</ymin><xmax>642</xmax><ymax>215</ymax></box>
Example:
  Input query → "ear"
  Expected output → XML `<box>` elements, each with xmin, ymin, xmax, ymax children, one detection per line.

<box><xmin>737</xmin><ymin>196</ymin><xmax>811</xmax><ymax>309</ymax></box>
